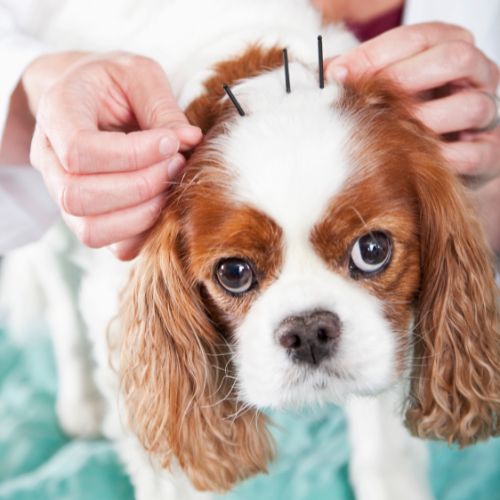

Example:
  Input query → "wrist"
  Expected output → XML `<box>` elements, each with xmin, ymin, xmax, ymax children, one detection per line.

<box><xmin>21</xmin><ymin>51</ymin><xmax>89</xmax><ymax>116</ymax></box>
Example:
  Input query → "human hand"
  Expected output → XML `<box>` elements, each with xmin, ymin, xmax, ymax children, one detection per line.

<box><xmin>326</xmin><ymin>23</ymin><xmax>500</xmax><ymax>187</ymax></box>
<box><xmin>25</xmin><ymin>51</ymin><xmax>202</xmax><ymax>260</ymax></box>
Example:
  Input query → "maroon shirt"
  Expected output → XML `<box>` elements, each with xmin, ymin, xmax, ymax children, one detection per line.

<box><xmin>345</xmin><ymin>5</ymin><xmax>403</xmax><ymax>42</ymax></box>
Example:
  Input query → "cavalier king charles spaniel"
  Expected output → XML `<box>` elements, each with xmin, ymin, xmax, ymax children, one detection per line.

<box><xmin>115</xmin><ymin>47</ymin><xmax>499</xmax><ymax>499</ymax></box>
<box><xmin>1</xmin><ymin>1</ymin><xmax>498</xmax><ymax>499</ymax></box>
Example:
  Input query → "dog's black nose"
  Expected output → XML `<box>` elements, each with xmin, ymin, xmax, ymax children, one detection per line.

<box><xmin>277</xmin><ymin>310</ymin><xmax>341</xmax><ymax>366</ymax></box>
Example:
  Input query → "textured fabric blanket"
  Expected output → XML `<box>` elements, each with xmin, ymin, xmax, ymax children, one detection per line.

<box><xmin>1</xmin><ymin>324</ymin><xmax>499</xmax><ymax>500</ymax></box>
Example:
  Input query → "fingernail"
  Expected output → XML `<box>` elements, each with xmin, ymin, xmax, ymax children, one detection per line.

<box><xmin>159</xmin><ymin>136</ymin><xmax>179</xmax><ymax>157</ymax></box>
<box><xmin>327</xmin><ymin>65</ymin><xmax>348</xmax><ymax>82</ymax></box>
<box><xmin>179</xmin><ymin>125</ymin><xmax>201</xmax><ymax>133</ymax></box>
<box><xmin>178</xmin><ymin>125</ymin><xmax>203</xmax><ymax>140</ymax></box>
<box><xmin>108</xmin><ymin>244</ymin><xmax>118</xmax><ymax>255</ymax></box>
<box><xmin>167</xmin><ymin>155</ymin><xmax>185</xmax><ymax>178</ymax></box>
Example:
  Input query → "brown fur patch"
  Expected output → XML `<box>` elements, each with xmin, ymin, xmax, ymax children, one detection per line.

<box><xmin>179</xmin><ymin>137</ymin><xmax>284</xmax><ymax>325</ymax></box>
<box><xmin>119</xmin><ymin>45</ymin><xmax>286</xmax><ymax>492</ymax></box>
<box><xmin>311</xmin><ymin>176</ymin><xmax>420</xmax><ymax>375</ymax></box>
<box><xmin>317</xmin><ymin>77</ymin><xmax>500</xmax><ymax>445</ymax></box>
<box><xmin>119</xmin><ymin>53</ymin><xmax>499</xmax><ymax>495</ymax></box>
<box><xmin>311</xmin><ymin>78</ymin><xmax>424</xmax><ymax>372</ymax></box>
<box><xmin>185</xmin><ymin>45</ymin><xmax>283</xmax><ymax>132</ymax></box>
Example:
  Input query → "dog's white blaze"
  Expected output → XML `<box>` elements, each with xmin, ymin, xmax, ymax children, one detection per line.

<box><xmin>218</xmin><ymin>65</ymin><xmax>397</xmax><ymax>407</ymax></box>
<box><xmin>222</xmin><ymin>63</ymin><xmax>350</xmax><ymax>240</ymax></box>
<box><xmin>235</xmin><ymin>240</ymin><xmax>397</xmax><ymax>407</ymax></box>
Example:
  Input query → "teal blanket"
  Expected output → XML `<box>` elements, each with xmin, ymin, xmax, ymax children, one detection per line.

<box><xmin>1</xmin><ymin>324</ymin><xmax>499</xmax><ymax>500</ymax></box>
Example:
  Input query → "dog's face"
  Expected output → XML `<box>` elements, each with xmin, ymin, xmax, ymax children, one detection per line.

<box><xmin>120</xmin><ymin>48</ymin><xmax>499</xmax><ymax>492</ymax></box>
<box><xmin>185</xmin><ymin>64</ymin><xmax>420</xmax><ymax>407</ymax></box>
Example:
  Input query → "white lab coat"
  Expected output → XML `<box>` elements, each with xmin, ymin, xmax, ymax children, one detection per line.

<box><xmin>0</xmin><ymin>0</ymin><xmax>499</xmax><ymax>253</ymax></box>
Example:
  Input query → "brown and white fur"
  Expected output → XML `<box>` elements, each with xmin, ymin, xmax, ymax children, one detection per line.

<box><xmin>1</xmin><ymin>1</ymin><xmax>499</xmax><ymax>499</ymax></box>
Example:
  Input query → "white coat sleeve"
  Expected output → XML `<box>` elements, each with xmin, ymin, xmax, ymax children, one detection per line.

<box><xmin>0</xmin><ymin>1</ymin><xmax>58</xmax><ymax>253</ymax></box>
<box><xmin>403</xmin><ymin>0</ymin><xmax>500</xmax><ymax>66</ymax></box>
<box><xmin>0</xmin><ymin>0</ymin><xmax>51</xmax><ymax>142</ymax></box>
<box><xmin>0</xmin><ymin>166</ymin><xmax>58</xmax><ymax>254</ymax></box>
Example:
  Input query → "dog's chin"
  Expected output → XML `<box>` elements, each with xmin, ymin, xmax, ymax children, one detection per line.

<box><xmin>237</xmin><ymin>363</ymin><xmax>396</xmax><ymax>409</ymax></box>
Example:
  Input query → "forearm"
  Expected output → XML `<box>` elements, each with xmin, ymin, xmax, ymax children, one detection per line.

<box><xmin>21</xmin><ymin>51</ymin><xmax>88</xmax><ymax>116</ymax></box>
<box><xmin>0</xmin><ymin>51</ymin><xmax>88</xmax><ymax>166</ymax></box>
<box><xmin>0</xmin><ymin>79</ymin><xmax>33</xmax><ymax>165</ymax></box>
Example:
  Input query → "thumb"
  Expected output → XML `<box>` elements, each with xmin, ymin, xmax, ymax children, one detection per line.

<box><xmin>124</xmin><ymin>58</ymin><xmax>202</xmax><ymax>150</ymax></box>
<box><xmin>324</xmin><ymin>55</ymin><xmax>349</xmax><ymax>83</ymax></box>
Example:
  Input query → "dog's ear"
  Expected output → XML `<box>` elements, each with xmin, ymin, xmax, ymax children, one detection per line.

<box><xmin>119</xmin><ymin>207</ymin><xmax>274</xmax><ymax>492</ymax></box>
<box><xmin>405</xmin><ymin>154</ymin><xmax>500</xmax><ymax>445</ymax></box>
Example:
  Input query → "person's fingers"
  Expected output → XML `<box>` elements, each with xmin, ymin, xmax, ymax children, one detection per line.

<box><xmin>114</xmin><ymin>55</ymin><xmax>203</xmax><ymax>145</ymax></box>
<box><xmin>60</xmin><ymin>154</ymin><xmax>184</xmax><ymax>216</ymax></box>
<box><xmin>62</xmin><ymin>192</ymin><xmax>168</xmax><ymax>248</ymax></box>
<box><xmin>326</xmin><ymin>22</ymin><xmax>474</xmax><ymax>81</ymax></box>
<box><xmin>415</xmin><ymin>90</ymin><xmax>499</xmax><ymax>134</ymax></box>
<box><xmin>37</xmin><ymin>56</ymin><xmax>202</xmax><ymax>174</ymax></box>
<box><xmin>382</xmin><ymin>42</ymin><xmax>498</xmax><ymax>93</ymax></box>
<box><xmin>31</xmin><ymin>127</ymin><xmax>185</xmax><ymax>216</ymax></box>
<box><xmin>176</xmin><ymin>125</ymin><xmax>204</xmax><ymax>151</ymax></box>
<box><xmin>59</xmin><ymin>128</ymin><xmax>181</xmax><ymax>174</ymax></box>
<box><xmin>442</xmin><ymin>137</ymin><xmax>500</xmax><ymax>185</ymax></box>
<box><xmin>108</xmin><ymin>232</ymin><xmax>150</xmax><ymax>261</ymax></box>
<box><xmin>38</xmin><ymin>87</ymin><xmax>182</xmax><ymax>174</ymax></box>
<box><xmin>30</xmin><ymin>126</ymin><xmax>63</xmax><ymax>202</ymax></box>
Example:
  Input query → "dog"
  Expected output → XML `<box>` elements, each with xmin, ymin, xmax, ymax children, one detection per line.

<box><xmin>1</xmin><ymin>1</ymin><xmax>499</xmax><ymax>499</ymax></box>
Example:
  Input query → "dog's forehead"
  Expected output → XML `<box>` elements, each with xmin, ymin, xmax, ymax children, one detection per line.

<box><xmin>219</xmin><ymin>62</ymin><xmax>354</xmax><ymax>237</ymax></box>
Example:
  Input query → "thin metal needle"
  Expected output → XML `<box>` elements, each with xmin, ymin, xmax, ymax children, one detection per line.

<box><xmin>318</xmin><ymin>35</ymin><xmax>324</xmax><ymax>89</ymax></box>
<box><xmin>223</xmin><ymin>84</ymin><xmax>245</xmax><ymax>116</ymax></box>
<box><xmin>283</xmin><ymin>48</ymin><xmax>291</xmax><ymax>93</ymax></box>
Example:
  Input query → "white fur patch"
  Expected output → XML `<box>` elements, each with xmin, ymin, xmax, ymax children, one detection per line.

<box><xmin>3</xmin><ymin>1</ymin><xmax>427</xmax><ymax>497</ymax></box>
<box><xmin>214</xmin><ymin>64</ymin><xmax>398</xmax><ymax>408</ymax></box>
<box><xmin>36</xmin><ymin>0</ymin><xmax>357</xmax><ymax>107</ymax></box>
<box><xmin>222</xmin><ymin>63</ymin><xmax>351</xmax><ymax>239</ymax></box>
<box><xmin>235</xmin><ymin>246</ymin><xmax>397</xmax><ymax>408</ymax></box>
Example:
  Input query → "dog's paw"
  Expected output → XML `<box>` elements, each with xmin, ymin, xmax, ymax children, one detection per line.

<box><xmin>56</xmin><ymin>392</ymin><xmax>104</xmax><ymax>438</ymax></box>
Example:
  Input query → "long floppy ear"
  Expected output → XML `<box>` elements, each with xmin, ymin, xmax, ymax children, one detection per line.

<box><xmin>405</xmin><ymin>158</ymin><xmax>500</xmax><ymax>445</ymax></box>
<box><xmin>118</xmin><ymin>207</ymin><xmax>274</xmax><ymax>492</ymax></box>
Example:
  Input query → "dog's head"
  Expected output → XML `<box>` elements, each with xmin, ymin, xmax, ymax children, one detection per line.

<box><xmin>119</xmin><ymin>46</ymin><xmax>499</xmax><ymax>491</ymax></box>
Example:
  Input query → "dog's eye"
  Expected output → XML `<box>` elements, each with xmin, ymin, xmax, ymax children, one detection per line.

<box><xmin>349</xmin><ymin>232</ymin><xmax>391</xmax><ymax>276</ymax></box>
<box><xmin>215</xmin><ymin>258</ymin><xmax>255</xmax><ymax>295</ymax></box>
